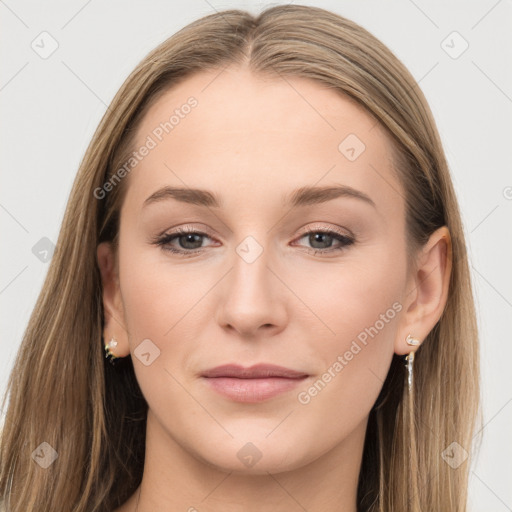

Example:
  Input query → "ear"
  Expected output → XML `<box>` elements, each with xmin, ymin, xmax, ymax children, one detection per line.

<box><xmin>395</xmin><ymin>226</ymin><xmax>452</xmax><ymax>356</ymax></box>
<box><xmin>96</xmin><ymin>241</ymin><xmax>130</xmax><ymax>358</ymax></box>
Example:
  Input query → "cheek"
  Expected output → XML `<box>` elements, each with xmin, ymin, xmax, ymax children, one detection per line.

<box><xmin>291</xmin><ymin>248</ymin><xmax>406</xmax><ymax>401</ymax></box>
<box><xmin>292</xmin><ymin>259</ymin><xmax>405</xmax><ymax>442</ymax></box>
<box><xmin>291</xmin><ymin>248</ymin><xmax>405</xmax><ymax>343</ymax></box>
<box><xmin>116</xmin><ymin>244</ymin><xmax>208</xmax><ymax>426</ymax></box>
<box><xmin>117</xmin><ymin>243</ymin><xmax>206</xmax><ymax>342</ymax></box>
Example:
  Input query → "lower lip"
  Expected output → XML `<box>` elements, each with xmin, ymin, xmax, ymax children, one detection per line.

<box><xmin>203</xmin><ymin>376</ymin><xmax>308</xmax><ymax>402</ymax></box>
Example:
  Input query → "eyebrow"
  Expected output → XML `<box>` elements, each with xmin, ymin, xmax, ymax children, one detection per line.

<box><xmin>142</xmin><ymin>184</ymin><xmax>376</xmax><ymax>209</ymax></box>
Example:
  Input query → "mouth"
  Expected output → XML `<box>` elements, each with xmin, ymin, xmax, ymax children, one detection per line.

<box><xmin>201</xmin><ymin>364</ymin><xmax>309</xmax><ymax>403</ymax></box>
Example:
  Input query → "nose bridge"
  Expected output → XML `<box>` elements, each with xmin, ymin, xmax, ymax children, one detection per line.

<box><xmin>217</xmin><ymin>231</ymin><xmax>286</xmax><ymax>336</ymax></box>
<box><xmin>230</xmin><ymin>232</ymin><xmax>274</xmax><ymax>306</ymax></box>
<box><xmin>234</xmin><ymin>233</ymin><xmax>270</xmax><ymax>288</ymax></box>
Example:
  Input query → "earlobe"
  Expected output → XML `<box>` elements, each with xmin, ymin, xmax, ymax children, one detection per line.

<box><xmin>96</xmin><ymin>242</ymin><xmax>130</xmax><ymax>358</ymax></box>
<box><xmin>395</xmin><ymin>226</ymin><xmax>452</xmax><ymax>356</ymax></box>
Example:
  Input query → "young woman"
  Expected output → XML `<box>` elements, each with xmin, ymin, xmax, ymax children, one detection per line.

<box><xmin>0</xmin><ymin>5</ymin><xmax>480</xmax><ymax>511</ymax></box>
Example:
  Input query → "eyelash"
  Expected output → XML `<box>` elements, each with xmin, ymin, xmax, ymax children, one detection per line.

<box><xmin>152</xmin><ymin>225</ymin><xmax>354</xmax><ymax>258</ymax></box>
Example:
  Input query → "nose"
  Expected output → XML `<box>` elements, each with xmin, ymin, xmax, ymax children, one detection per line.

<box><xmin>215</xmin><ymin>240</ymin><xmax>288</xmax><ymax>339</ymax></box>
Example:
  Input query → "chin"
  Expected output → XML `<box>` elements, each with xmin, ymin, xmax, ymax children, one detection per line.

<box><xmin>187</xmin><ymin>426</ymin><xmax>315</xmax><ymax>475</ymax></box>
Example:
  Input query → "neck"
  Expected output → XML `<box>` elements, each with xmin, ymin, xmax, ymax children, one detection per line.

<box><xmin>118</xmin><ymin>410</ymin><xmax>367</xmax><ymax>512</ymax></box>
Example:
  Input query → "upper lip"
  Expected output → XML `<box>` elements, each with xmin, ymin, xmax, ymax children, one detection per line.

<box><xmin>201</xmin><ymin>364</ymin><xmax>308</xmax><ymax>379</ymax></box>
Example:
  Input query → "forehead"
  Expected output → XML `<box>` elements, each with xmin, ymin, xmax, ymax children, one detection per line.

<box><xmin>121</xmin><ymin>66</ymin><xmax>402</xmax><ymax>217</ymax></box>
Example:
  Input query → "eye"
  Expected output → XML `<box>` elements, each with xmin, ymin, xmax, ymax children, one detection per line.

<box><xmin>152</xmin><ymin>226</ymin><xmax>216</xmax><ymax>257</ymax></box>
<box><xmin>292</xmin><ymin>226</ymin><xmax>354</xmax><ymax>255</ymax></box>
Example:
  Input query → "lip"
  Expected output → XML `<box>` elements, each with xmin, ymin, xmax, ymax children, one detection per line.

<box><xmin>201</xmin><ymin>364</ymin><xmax>309</xmax><ymax>403</ymax></box>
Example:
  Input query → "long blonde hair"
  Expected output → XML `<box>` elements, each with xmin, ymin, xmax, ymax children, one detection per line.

<box><xmin>0</xmin><ymin>5</ymin><xmax>481</xmax><ymax>511</ymax></box>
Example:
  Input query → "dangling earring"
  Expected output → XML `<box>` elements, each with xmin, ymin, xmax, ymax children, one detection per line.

<box><xmin>405</xmin><ymin>334</ymin><xmax>420</xmax><ymax>390</ymax></box>
<box><xmin>404</xmin><ymin>335</ymin><xmax>421</xmax><ymax>509</ymax></box>
<box><xmin>104</xmin><ymin>335</ymin><xmax>119</xmax><ymax>365</ymax></box>
<box><xmin>405</xmin><ymin>351</ymin><xmax>414</xmax><ymax>390</ymax></box>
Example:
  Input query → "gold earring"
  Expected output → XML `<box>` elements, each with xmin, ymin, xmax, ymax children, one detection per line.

<box><xmin>104</xmin><ymin>336</ymin><xmax>119</xmax><ymax>365</ymax></box>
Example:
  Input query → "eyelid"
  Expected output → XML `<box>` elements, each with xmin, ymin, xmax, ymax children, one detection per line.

<box><xmin>295</xmin><ymin>222</ymin><xmax>354</xmax><ymax>240</ymax></box>
<box><xmin>156</xmin><ymin>223</ymin><xmax>214</xmax><ymax>238</ymax></box>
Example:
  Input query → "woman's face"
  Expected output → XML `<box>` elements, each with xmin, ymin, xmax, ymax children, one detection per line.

<box><xmin>105</xmin><ymin>66</ymin><xmax>413</xmax><ymax>473</ymax></box>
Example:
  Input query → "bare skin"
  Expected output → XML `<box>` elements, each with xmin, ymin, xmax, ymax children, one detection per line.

<box><xmin>97</xmin><ymin>65</ymin><xmax>451</xmax><ymax>512</ymax></box>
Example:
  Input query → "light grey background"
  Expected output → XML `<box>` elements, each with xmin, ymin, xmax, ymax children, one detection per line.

<box><xmin>1</xmin><ymin>1</ymin><xmax>511</xmax><ymax>510</ymax></box>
